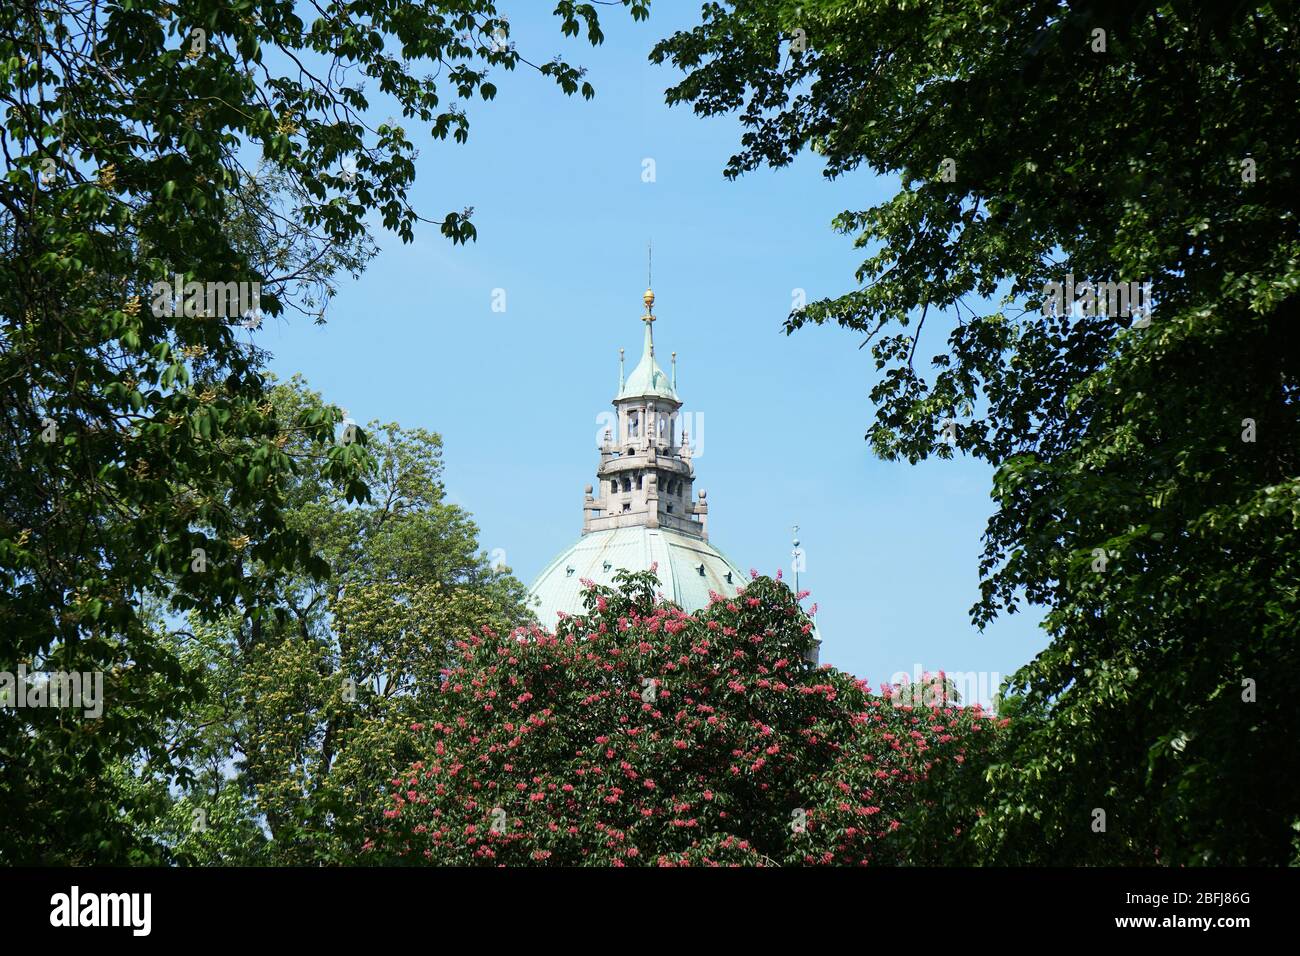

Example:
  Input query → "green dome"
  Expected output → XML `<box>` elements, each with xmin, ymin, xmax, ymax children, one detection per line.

<box><xmin>528</xmin><ymin>526</ymin><xmax>747</xmax><ymax>625</ymax></box>
<box><xmin>522</xmin><ymin>281</ymin><xmax>820</xmax><ymax>662</ymax></box>
<box><xmin>617</xmin><ymin>323</ymin><xmax>678</xmax><ymax>402</ymax></box>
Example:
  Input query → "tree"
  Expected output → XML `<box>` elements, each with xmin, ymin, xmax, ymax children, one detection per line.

<box><xmin>652</xmin><ymin>2</ymin><xmax>1300</xmax><ymax>863</ymax></box>
<box><xmin>151</xmin><ymin>376</ymin><xmax>530</xmax><ymax>865</ymax></box>
<box><xmin>1</xmin><ymin>0</ymin><xmax>647</xmax><ymax>861</ymax></box>
<box><xmin>372</xmin><ymin>570</ymin><xmax>997</xmax><ymax>866</ymax></box>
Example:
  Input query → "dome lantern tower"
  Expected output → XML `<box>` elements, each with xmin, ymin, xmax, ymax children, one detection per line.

<box><xmin>585</xmin><ymin>287</ymin><xmax>706</xmax><ymax>539</ymax></box>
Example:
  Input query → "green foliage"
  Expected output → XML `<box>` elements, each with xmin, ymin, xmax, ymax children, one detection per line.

<box><xmin>654</xmin><ymin>2</ymin><xmax>1300</xmax><ymax>863</ymax></box>
<box><xmin>372</xmin><ymin>570</ymin><xmax>998</xmax><ymax>866</ymax></box>
<box><xmin>157</xmin><ymin>377</ymin><xmax>531</xmax><ymax>865</ymax></box>
<box><xmin>1</xmin><ymin>0</ymin><xmax>645</xmax><ymax>863</ymax></box>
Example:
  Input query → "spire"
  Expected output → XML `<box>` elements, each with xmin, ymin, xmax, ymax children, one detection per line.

<box><xmin>618</xmin><ymin>347</ymin><xmax>625</xmax><ymax>390</ymax></box>
<box><xmin>618</xmin><ymin>285</ymin><xmax>677</xmax><ymax>402</ymax></box>
<box><xmin>671</xmin><ymin>351</ymin><xmax>677</xmax><ymax>389</ymax></box>
<box><xmin>643</xmin><ymin>286</ymin><xmax>655</xmax><ymax>359</ymax></box>
<box><xmin>641</xmin><ymin>316</ymin><xmax>654</xmax><ymax>365</ymax></box>
<box><xmin>644</xmin><ymin>242</ymin><xmax>655</xmax><ymax>358</ymax></box>
<box><xmin>792</xmin><ymin>524</ymin><xmax>801</xmax><ymax>595</ymax></box>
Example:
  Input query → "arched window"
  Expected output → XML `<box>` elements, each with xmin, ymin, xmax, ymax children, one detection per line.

<box><xmin>628</xmin><ymin>411</ymin><xmax>639</xmax><ymax>438</ymax></box>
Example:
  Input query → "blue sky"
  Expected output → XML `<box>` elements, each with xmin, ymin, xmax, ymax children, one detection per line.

<box><xmin>262</xmin><ymin>4</ymin><xmax>1047</xmax><ymax>703</ymax></box>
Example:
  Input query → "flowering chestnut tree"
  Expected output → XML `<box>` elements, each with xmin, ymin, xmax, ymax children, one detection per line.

<box><xmin>371</xmin><ymin>569</ymin><xmax>1001</xmax><ymax>865</ymax></box>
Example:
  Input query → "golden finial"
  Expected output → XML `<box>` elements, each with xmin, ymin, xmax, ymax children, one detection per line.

<box><xmin>644</xmin><ymin>287</ymin><xmax>655</xmax><ymax>310</ymax></box>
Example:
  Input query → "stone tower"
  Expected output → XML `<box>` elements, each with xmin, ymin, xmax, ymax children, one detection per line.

<box><xmin>583</xmin><ymin>287</ymin><xmax>709</xmax><ymax>539</ymax></box>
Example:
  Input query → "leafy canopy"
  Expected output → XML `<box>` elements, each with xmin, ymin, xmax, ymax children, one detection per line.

<box><xmin>653</xmin><ymin>1</ymin><xmax>1300</xmax><ymax>863</ymax></box>
<box><xmin>0</xmin><ymin>0</ymin><xmax>646</xmax><ymax>862</ymax></box>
